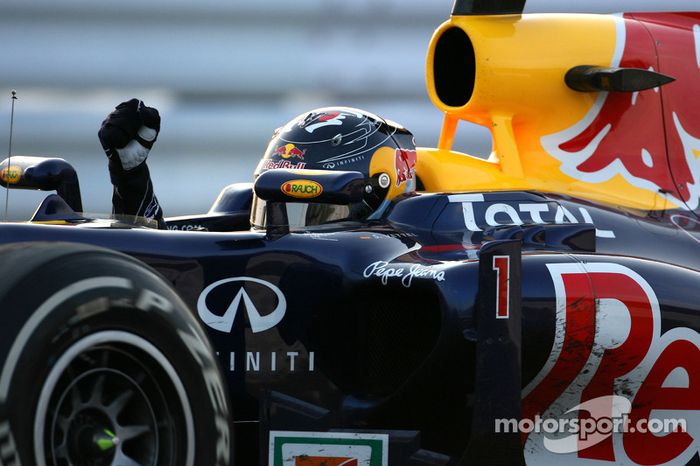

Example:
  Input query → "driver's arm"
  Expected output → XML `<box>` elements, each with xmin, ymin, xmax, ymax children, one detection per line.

<box><xmin>98</xmin><ymin>98</ymin><xmax>165</xmax><ymax>227</ymax></box>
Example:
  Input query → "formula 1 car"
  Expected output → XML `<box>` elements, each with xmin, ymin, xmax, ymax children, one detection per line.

<box><xmin>0</xmin><ymin>1</ymin><xmax>699</xmax><ymax>465</ymax></box>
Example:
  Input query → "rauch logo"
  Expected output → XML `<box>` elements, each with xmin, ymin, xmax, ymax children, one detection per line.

<box><xmin>281</xmin><ymin>179</ymin><xmax>323</xmax><ymax>199</ymax></box>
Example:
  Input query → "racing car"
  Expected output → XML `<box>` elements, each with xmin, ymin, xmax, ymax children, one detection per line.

<box><xmin>0</xmin><ymin>0</ymin><xmax>698</xmax><ymax>465</ymax></box>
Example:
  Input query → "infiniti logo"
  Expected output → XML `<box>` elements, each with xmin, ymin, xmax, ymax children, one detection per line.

<box><xmin>197</xmin><ymin>277</ymin><xmax>287</xmax><ymax>333</ymax></box>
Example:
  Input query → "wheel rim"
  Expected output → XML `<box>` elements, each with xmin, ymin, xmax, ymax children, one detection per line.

<box><xmin>34</xmin><ymin>331</ymin><xmax>194</xmax><ymax>466</ymax></box>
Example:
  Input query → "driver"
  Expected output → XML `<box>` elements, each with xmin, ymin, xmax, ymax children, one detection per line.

<box><xmin>251</xmin><ymin>107</ymin><xmax>418</xmax><ymax>229</ymax></box>
<box><xmin>98</xmin><ymin>101</ymin><xmax>418</xmax><ymax>229</ymax></box>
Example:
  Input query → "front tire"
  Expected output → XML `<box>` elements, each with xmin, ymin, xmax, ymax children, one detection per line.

<box><xmin>0</xmin><ymin>243</ymin><xmax>232</xmax><ymax>466</ymax></box>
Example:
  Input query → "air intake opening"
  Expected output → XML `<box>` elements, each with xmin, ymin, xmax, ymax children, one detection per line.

<box><xmin>433</xmin><ymin>27</ymin><xmax>475</xmax><ymax>108</ymax></box>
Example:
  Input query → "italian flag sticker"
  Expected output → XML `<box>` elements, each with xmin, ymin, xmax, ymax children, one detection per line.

<box><xmin>269</xmin><ymin>431</ymin><xmax>389</xmax><ymax>466</ymax></box>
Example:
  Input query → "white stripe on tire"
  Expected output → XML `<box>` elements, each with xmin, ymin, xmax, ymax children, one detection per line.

<box><xmin>0</xmin><ymin>276</ymin><xmax>132</xmax><ymax>401</ymax></box>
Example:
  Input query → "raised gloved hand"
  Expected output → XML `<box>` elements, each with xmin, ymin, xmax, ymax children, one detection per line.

<box><xmin>98</xmin><ymin>99</ymin><xmax>164</xmax><ymax>225</ymax></box>
<box><xmin>98</xmin><ymin>98</ymin><xmax>160</xmax><ymax>171</ymax></box>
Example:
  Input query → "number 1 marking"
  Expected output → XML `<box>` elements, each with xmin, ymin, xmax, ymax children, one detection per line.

<box><xmin>493</xmin><ymin>256</ymin><xmax>510</xmax><ymax>319</ymax></box>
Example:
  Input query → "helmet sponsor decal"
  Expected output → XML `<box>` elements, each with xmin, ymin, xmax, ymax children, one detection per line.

<box><xmin>269</xmin><ymin>431</ymin><xmax>388</xmax><ymax>466</ymax></box>
<box><xmin>281</xmin><ymin>179</ymin><xmax>323</xmax><ymax>199</ymax></box>
<box><xmin>521</xmin><ymin>263</ymin><xmax>699</xmax><ymax>465</ymax></box>
<box><xmin>274</xmin><ymin>143</ymin><xmax>306</xmax><ymax>160</ymax></box>
<box><xmin>300</xmin><ymin>111</ymin><xmax>357</xmax><ymax>133</ymax></box>
<box><xmin>261</xmin><ymin>160</ymin><xmax>307</xmax><ymax>170</ymax></box>
<box><xmin>322</xmin><ymin>155</ymin><xmax>367</xmax><ymax>168</ymax></box>
<box><xmin>394</xmin><ymin>149</ymin><xmax>417</xmax><ymax>187</ymax></box>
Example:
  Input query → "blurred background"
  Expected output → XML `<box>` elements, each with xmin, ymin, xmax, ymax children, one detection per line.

<box><xmin>0</xmin><ymin>0</ymin><xmax>697</xmax><ymax>218</ymax></box>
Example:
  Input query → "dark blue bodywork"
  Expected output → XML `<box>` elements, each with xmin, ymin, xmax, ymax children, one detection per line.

<box><xmin>0</xmin><ymin>189</ymin><xmax>698</xmax><ymax>464</ymax></box>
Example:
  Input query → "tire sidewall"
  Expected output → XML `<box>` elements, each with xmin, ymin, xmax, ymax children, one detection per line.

<box><xmin>0</xmin><ymin>249</ymin><xmax>232</xmax><ymax>466</ymax></box>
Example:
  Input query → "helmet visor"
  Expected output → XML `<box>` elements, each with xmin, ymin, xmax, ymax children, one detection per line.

<box><xmin>251</xmin><ymin>196</ymin><xmax>372</xmax><ymax>230</ymax></box>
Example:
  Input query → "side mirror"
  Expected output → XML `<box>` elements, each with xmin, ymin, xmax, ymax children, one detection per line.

<box><xmin>254</xmin><ymin>169</ymin><xmax>366</xmax><ymax>204</ymax></box>
<box><xmin>253</xmin><ymin>169</ymin><xmax>367</xmax><ymax>238</ymax></box>
<box><xmin>0</xmin><ymin>156</ymin><xmax>83</xmax><ymax>212</ymax></box>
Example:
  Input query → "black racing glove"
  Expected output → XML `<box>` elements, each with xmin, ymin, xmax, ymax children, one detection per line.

<box><xmin>99</xmin><ymin>98</ymin><xmax>160</xmax><ymax>170</ymax></box>
<box><xmin>98</xmin><ymin>99</ymin><xmax>165</xmax><ymax>225</ymax></box>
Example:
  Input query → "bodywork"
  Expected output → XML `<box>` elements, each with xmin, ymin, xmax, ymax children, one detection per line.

<box><xmin>0</xmin><ymin>6</ymin><xmax>699</xmax><ymax>466</ymax></box>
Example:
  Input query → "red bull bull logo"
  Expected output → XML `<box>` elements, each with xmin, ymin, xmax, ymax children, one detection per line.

<box><xmin>274</xmin><ymin>143</ymin><xmax>306</xmax><ymax>160</ymax></box>
<box><xmin>394</xmin><ymin>149</ymin><xmax>417</xmax><ymax>187</ymax></box>
<box><xmin>542</xmin><ymin>13</ymin><xmax>700</xmax><ymax>211</ymax></box>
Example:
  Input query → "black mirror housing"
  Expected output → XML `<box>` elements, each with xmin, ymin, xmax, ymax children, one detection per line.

<box><xmin>0</xmin><ymin>156</ymin><xmax>83</xmax><ymax>212</ymax></box>
<box><xmin>254</xmin><ymin>169</ymin><xmax>366</xmax><ymax>205</ymax></box>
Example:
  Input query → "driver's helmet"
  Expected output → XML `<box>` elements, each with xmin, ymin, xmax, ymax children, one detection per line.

<box><xmin>251</xmin><ymin>107</ymin><xmax>417</xmax><ymax>230</ymax></box>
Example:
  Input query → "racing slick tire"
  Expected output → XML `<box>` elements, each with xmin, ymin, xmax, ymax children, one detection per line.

<box><xmin>0</xmin><ymin>242</ymin><xmax>232</xmax><ymax>466</ymax></box>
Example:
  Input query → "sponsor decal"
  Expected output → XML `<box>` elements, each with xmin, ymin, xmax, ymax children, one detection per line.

<box><xmin>322</xmin><ymin>155</ymin><xmax>366</xmax><ymax>169</ymax></box>
<box><xmin>135</xmin><ymin>289</ymin><xmax>174</xmax><ymax>313</ymax></box>
<box><xmin>308</xmin><ymin>232</ymin><xmax>340</xmax><ymax>242</ymax></box>
<box><xmin>521</xmin><ymin>263</ymin><xmax>700</xmax><ymax>465</ymax></box>
<box><xmin>220</xmin><ymin>351</ymin><xmax>314</xmax><ymax>373</ymax></box>
<box><xmin>448</xmin><ymin>194</ymin><xmax>616</xmax><ymax>239</ymax></box>
<box><xmin>300</xmin><ymin>111</ymin><xmax>350</xmax><ymax>133</ymax></box>
<box><xmin>176</xmin><ymin>327</ymin><xmax>232</xmax><ymax>465</ymax></box>
<box><xmin>394</xmin><ymin>149</ymin><xmax>417</xmax><ymax>187</ymax></box>
<box><xmin>363</xmin><ymin>261</ymin><xmax>445</xmax><ymax>288</ymax></box>
<box><xmin>167</xmin><ymin>224</ymin><xmax>205</xmax><ymax>231</ymax></box>
<box><xmin>197</xmin><ymin>277</ymin><xmax>286</xmax><ymax>333</ymax></box>
<box><xmin>262</xmin><ymin>160</ymin><xmax>307</xmax><ymax>171</ymax></box>
<box><xmin>281</xmin><ymin>179</ymin><xmax>323</xmax><ymax>199</ymax></box>
<box><xmin>542</xmin><ymin>15</ymin><xmax>700</xmax><ymax>210</ymax></box>
<box><xmin>369</xmin><ymin>232</ymin><xmax>417</xmax><ymax>241</ymax></box>
<box><xmin>0</xmin><ymin>420</ymin><xmax>19</xmax><ymax>466</ymax></box>
<box><xmin>275</xmin><ymin>143</ymin><xmax>306</xmax><ymax>160</ymax></box>
<box><xmin>0</xmin><ymin>165</ymin><xmax>22</xmax><ymax>185</ymax></box>
<box><xmin>269</xmin><ymin>431</ymin><xmax>388</xmax><ymax>466</ymax></box>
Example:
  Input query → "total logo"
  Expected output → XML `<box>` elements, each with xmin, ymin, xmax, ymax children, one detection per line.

<box><xmin>448</xmin><ymin>194</ymin><xmax>616</xmax><ymax>239</ymax></box>
<box><xmin>197</xmin><ymin>277</ymin><xmax>286</xmax><ymax>333</ymax></box>
<box><xmin>281</xmin><ymin>179</ymin><xmax>323</xmax><ymax>199</ymax></box>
